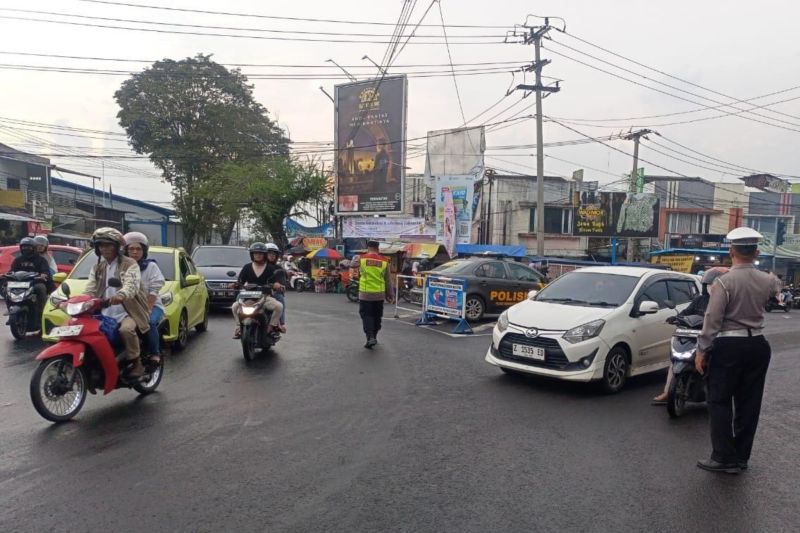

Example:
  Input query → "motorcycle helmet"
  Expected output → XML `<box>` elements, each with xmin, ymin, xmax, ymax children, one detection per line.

<box><xmin>249</xmin><ymin>242</ymin><xmax>268</xmax><ymax>262</ymax></box>
<box><xmin>264</xmin><ymin>242</ymin><xmax>281</xmax><ymax>262</ymax></box>
<box><xmin>33</xmin><ymin>235</ymin><xmax>49</xmax><ymax>251</ymax></box>
<box><xmin>91</xmin><ymin>227</ymin><xmax>126</xmax><ymax>257</ymax></box>
<box><xmin>123</xmin><ymin>231</ymin><xmax>149</xmax><ymax>258</ymax></box>
<box><xmin>19</xmin><ymin>236</ymin><xmax>36</xmax><ymax>257</ymax></box>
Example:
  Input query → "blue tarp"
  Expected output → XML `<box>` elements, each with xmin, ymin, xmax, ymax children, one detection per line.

<box><xmin>456</xmin><ymin>244</ymin><xmax>527</xmax><ymax>258</ymax></box>
<box><xmin>285</xmin><ymin>218</ymin><xmax>333</xmax><ymax>238</ymax></box>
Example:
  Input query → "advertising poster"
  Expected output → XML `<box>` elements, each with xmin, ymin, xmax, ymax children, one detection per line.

<box><xmin>573</xmin><ymin>191</ymin><xmax>660</xmax><ymax>238</ymax></box>
<box><xmin>424</xmin><ymin>276</ymin><xmax>466</xmax><ymax>319</ymax></box>
<box><xmin>435</xmin><ymin>175</ymin><xmax>474</xmax><ymax>245</ymax></box>
<box><xmin>650</xmin><ymin>255</ymin><xmax>695</xmax><ymax>273</ymax></box>
<box><xmin>442</xmin><ymin>187</ymin><xmax>457</xmax><ymax>258</ymax></box>
<box><xmin>335</xmin><ymin>75</ymin><xmax>407</xmax><ymax>214</ymax></box>
<box><xmin>342</xmin><ymin>217</ymin><xmax>434</xmax><ymax>239</ymax></box>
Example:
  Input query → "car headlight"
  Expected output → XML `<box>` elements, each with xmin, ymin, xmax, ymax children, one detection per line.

<box><xmin>66</xmin><ymin>300</ymin><xmax>94</xmax><ymax>316</ymax></box>
<box><xmin>50</xmin><ymin>292</ymin><xmax>67</xmax><ymax>308</ymax></box>
<box><xmin>563</xmin><ymin>319</ymin><xmax>605</xmax><ymax>344</ymax></box>
<box><xmin>160</xmin><ymin>292</ymin><xmax>174</xmax><ymax>307</ymax></box>
<box><xmin>497</xmin><ymin>310</ymin><xmax>509</xmax><ymax>333</ymax></box>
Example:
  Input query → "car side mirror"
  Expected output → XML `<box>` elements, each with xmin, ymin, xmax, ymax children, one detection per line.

<box><xmin>226</xmin><ymin>270</ymin><xmax>237</xmax><ymax>278</ymax></box>
<box><xmin>61</xmin><ymin>282</ymin><xmax>71</xmax><ymax>298</ymax></box>
<box><xmin>637</xmin><ymin>300</ymin><xmax>659</xmax><ymax>315</ymax></box>
<box><xmin>185</xmin><ymin>274</ymin><xmax>201</xmax><ymax>287</ymax></box>
<box><xmin>53</xmin><ymin>272</ymin><xmax>67</xmax><ymax>284</ymax></box>
<box><xmin>528</xmin><ymin>289</ymin><xmax>539</xmax><ymax>300</ymax></box>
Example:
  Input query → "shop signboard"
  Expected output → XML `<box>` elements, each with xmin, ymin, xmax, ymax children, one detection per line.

<box><xmin>335</xmin><ymin>75</ymin><xmax>407</xmax><ymax>214</ymax></box>
<box><xmin>435</xmin><ymin>175</ymin><xmax>474</xmax><ymax>246</ymax></box>
<box><xmin>573</xmin><ymin>191</ymin><xmax>660</xmax><ymax>238</ymax></box>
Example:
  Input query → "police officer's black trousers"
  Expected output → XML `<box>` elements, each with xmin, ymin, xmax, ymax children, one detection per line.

<box><xmin>707</xmin><ymin>336</ymin><xmax>771</xmax><ymax>464</ymax></box>
<box><xmin>359</xmin><ymin>300</ymin><xmax>384</xmax><ymax>338</ymax></box>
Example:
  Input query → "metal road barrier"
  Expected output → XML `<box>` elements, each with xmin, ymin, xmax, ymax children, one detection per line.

<box><xmin>393</xmin><ymin>274</ymin><xmax>425</xmax><ymax>318</ymax></box>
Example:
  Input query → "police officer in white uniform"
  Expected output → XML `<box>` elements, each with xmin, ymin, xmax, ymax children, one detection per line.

<box><xmin>695</xmin><ymin>227</ymin><xmax>780</xmax><ymax>474</ymax></box>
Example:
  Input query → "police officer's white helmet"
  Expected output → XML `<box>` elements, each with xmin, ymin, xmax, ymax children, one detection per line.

<box><xmin>726</xmin><ymin>227</ymin><xmax>763</xmax><ymax>246</ymax></box>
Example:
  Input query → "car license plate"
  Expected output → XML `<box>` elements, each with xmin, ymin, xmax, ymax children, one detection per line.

<box><xmin>214</xmin><ymin>290</ymin><xmax>232</xmax><ymax>297</ymax></box>
<box><xmin>50</xmin><ymin>325</ymin><xmax>83</xmax><ymax>337</ymax></box>
<box><xmin>7</xmin><ymin>281</ymin><xmax>30</xmax><ymax>289</ymax></box>
<box><xmin>512</xmin><ymin>344</ymin><xmax>545</xmax><ymax>360</ymax></box>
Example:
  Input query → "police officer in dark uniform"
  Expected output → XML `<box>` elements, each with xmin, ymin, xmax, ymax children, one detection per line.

<box><xmin>695</xmin><ymin>227</ymin><xmax>780</xmax><ymax>474</ymax></box>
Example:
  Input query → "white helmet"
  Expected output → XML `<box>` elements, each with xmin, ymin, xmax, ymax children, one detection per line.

<box><xmin>123</xmin><ymin>231</ymin><xmax>150</xmax><ymax>257</ymax></box>
<box><xmin>726</xmin><ymin>227</ymin><xmax>762</xmax><ymax>246</ymax></box>
<box><xmin>265</xmin><ymin>243</ymin><xmax>280</xmax><ymax>253</ymax></box>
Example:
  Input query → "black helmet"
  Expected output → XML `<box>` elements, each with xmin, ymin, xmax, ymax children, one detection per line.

<box><xmin>19</xmin><ymin>237</ymin><xmax>36</xmax><ymax>256</ymax></box>
<box><xmin>249</xmin><ymin>242</ymin><xmax>268</xmax><ymax>262</ymax></box>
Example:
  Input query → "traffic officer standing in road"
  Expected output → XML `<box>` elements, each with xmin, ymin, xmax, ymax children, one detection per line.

<box><xmin>357</xmin><ymin>240</ymin><xmax>394</xmax><ymax>349</ymax></box>
<box><xmin>695</xmin><ymin>227</ymin><xmax>780</xmax><ymax>474</ymax></box>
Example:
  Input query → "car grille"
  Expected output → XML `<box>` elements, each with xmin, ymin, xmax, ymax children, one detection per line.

<box><xmin>497</xmin><ymin>332</ymin><xmax>570</xmax><ymax>369</ymax></box>
<box><xmin>206</xmin><ymin>281</ymin><xmax>232</xmax><ymax>289</ymax></box>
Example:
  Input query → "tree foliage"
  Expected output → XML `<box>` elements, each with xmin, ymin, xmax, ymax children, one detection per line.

<box><xmin>114</xmin><ymin>54</ymin><xmax>289</xmax><ymax>249</ymax></box>
<box><xmin>215</xmin><ymin>158</ymin><xmax>330</xmax><ymax>249</ymax></box>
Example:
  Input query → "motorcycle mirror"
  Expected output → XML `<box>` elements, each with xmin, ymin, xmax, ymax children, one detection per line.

<box><xmin>227</xmin><ymin>271</ymin><xmax>237</xmax><ymax>277</ymax></box>
<box><xmin>61</xmin><ymin>282</ymin><xmax>71</xmax><ymax>298</ymax></box>
<box><xmin>108</xmin><ymin>277</ymin><xmax>122</xmax><ymax>288</ymax></box>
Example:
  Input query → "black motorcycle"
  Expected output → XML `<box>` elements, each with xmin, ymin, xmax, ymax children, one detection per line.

<box><xmin>346</xmin><ymin>279</ymin><xmax>359</xmax><ymax>303</ymax></box>
<box><xmin>666</xmin><ymin>313</ymin><xmax>706</xmax><ymax>418</ymax></box>
<box><xmin>765</xmin><ymin>296</ymin><xmax>789</xmax><ymax>313</ymax></box>
<box><xmin>3</xmin><ymin>271</ymin><xmax>42</xmax><ymax>340</ymax></box>
<box><xmin>235</xmin><ymin>284</ymin><xmax>281</xmax><ymax>361</ymax></box>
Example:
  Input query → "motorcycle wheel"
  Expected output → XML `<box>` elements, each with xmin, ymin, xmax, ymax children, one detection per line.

<box><xmin>241</xmin><ymin>324</ymin><xmax>257</xmax><ymax>361</ymax></box>
<box><xmin>296</xmin><ymin>280</ymin><xmax>306</xmax><ymax>293</ymax></box>
<box><xmin>346</xmin><ymin>286</ymin><xmax>359</xmax><ymax>303</ymax></box>
<box><xmin>30</xmin><ymin>356</ymin><xmax>87</xmax><ymax>423</ymax></box>
<box><xmin>667</xmin><ymin>372</ymin><xmax>688</xmax><ymax>418</ymax></box>
<box><xmin>9</xmin><ymin>309</ymin><xmax>28</xmax><ymax>340</ymax></box>
<box><xmin>401</xmin><ymin>287</ymin><xmax>413</xmax><ymax>304</ymax></box>
<box><xmin>133</xmin><ymin>357</ymin><xmax>164</xmax><ymax>395</ymax></box>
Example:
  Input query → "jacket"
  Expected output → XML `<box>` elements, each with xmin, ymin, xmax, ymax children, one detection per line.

<box><xmin>358</xmin><ymin>252</ymin><xmax>393</xmax><ymax>301</ymax></box>
<box><xmin>85</xmin><ymin>254</ymin><xmax>151</xmax><ymax>333</ymax></box>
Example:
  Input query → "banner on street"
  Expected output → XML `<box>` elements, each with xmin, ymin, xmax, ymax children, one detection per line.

<box><xmin>436</xmin><ymin>175</ymin><xmax>474</xmax><ymax>247</ymax></box>
<box><xmin>342</xmin><ymin>217</ymin><xmax>433</xmax><ymax>239</ymax></box>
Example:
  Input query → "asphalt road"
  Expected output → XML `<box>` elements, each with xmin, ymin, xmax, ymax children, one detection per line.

<box><xmin>1</xmin><ymin>294</ymin><xmax>799</xmax><ymax>532</ymax></box>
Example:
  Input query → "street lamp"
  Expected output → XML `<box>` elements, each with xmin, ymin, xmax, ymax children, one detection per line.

<box><xmin>325</xmin><ymin>59</ymin><xmax>357</xmax><ymax>82</ymax></box>
<box><xmin>362</xmin><ymin>55</ymin><xmax>387</xmax><ymax>76</ymax></box>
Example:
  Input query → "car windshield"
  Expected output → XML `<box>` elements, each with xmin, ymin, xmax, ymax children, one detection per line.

<box><xmin>192</xmin><ymin>247</ymin><xmax>250</xmax><ymax>267</ymax></box>
<box><xmin>432</xmin><ymin>260</ymin><xmax>470</xmax><ymax>273</ymax></box>
<box><xmin>69</xmin><ymin>251</ymin><xmax>176</xmax><ymax>281</ymax></box>
<box><xmin>535</xmin><ymin>271</ymin><xmax>639</xmax><ymax>307</ymax></box>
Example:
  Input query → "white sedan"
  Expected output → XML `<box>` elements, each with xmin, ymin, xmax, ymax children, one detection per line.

<box><xmin>485</xmin><ymin>266</ymin><xmax>701</xmax><ymax>393</ymax></box>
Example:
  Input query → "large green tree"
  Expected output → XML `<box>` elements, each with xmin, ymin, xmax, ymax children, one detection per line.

<box><xmin>216</xmin><ymin>157</ymin><xmax>330</xmax><ymax>249</ymax></box>
<box><xmin>114</xmin><ymin>54</ymin><xmax>289</xmax><ymax>249</ymax></box>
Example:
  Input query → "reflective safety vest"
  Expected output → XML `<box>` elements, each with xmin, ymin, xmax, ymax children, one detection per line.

<box><xmin>358</xmin><ymin>253</ymin><xmax>389</xmax><ymax>294</ymax></box>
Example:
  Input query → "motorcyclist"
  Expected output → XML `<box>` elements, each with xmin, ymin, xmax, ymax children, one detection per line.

<box><xmin>9</xmin><ymin>236</ymin><xmax>52</xmax><ymax>334</ymax></box>
<box><xmin>652</xmin><ymin>267</ymin><xmax>729</xmax><ymax>405</ymax></box>
<box><xmin>232</xmin><ymin>242</ymin><xmax>285</xmax><ymax>339</ymax></box>
<box><xmin>33</xmin><ymin>235</ymin><xmax>58</xmax><ymax>275</ymax></box>
<box><xmin>83</xmin><ymin>228</ymin><xmax>151</xmax><ymax>377</ymax></box>
<box><xmin>123</xmin><ymin>232</ymin><xmax>166</xmax><ymax>364</ymax></box>
<box><xmin>265</xmin><ymin>243</ymin><xmax>288</xmax><ymax>327</ymax></box>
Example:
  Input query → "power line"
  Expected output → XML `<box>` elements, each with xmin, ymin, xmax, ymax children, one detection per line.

<box><xmin>74</xmin><ymin>0</ymin><xmax>511</xmax><ymax>28</ymax></box>
<box><xmin>437</xmin><ymin>0</ymin><xmax>467</xmax><ymax>126</ymax></box>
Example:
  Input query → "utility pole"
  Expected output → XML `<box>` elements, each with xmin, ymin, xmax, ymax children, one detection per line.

<box><xmin>512</xmin><ymin>20</ymin><xmax>560</xmax><ymax>256</ymax></box>
<box><xmin>624</xmin><ymin>129</ymin><xmax>653</xmax><ymax>262</ymax></box>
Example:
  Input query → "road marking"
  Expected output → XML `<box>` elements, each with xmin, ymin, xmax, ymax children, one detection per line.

<box><xmin>393</xmin><ymin>318</ymin><xmax>493</xmax><ymax>338</ymax></box>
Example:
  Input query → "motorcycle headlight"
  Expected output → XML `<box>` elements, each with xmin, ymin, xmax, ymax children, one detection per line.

<box><xmin>160</xmin><ymin>292</ymin><xmax>174</xmax><ymax>307</ymax></box>
<box><xmin>241</xmin><ymin>306</ymin><xmax>257</xmax><ymax>316</ymax></box>
<box><xmin>672</xmin><ymin>349</ymin><xmax>695</xmax><ymax>360</ymax></box>
<box><xmin>563</xmin><ymin>319</ymin><xmax>605</xmax><ymax>344</ymax></box>
<box><xmin>497</xmin><ymin>311</ymin><xmax>509</xmax><ymax>333</ymax></box>
<box><xmin>66</xmin><ymin>300</ymin><xmax>94</xmax><ymax>316</ymax></box>
<box><xmin>50</xmin><ymin>292</ymin><xmax>67</xmax><ymax>308</ymax></box>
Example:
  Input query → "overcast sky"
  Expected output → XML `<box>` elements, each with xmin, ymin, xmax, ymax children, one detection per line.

<box><xmin>2</xmin><ymin>0</ymin><xmax>799</xmax><ymax>204</ymax></box>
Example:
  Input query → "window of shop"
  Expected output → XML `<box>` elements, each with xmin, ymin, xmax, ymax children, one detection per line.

<box><xmin>667</xmin><ymin>212</ymin><xmax>710</xmax><ymax>234</ymax></box>
<box><xmin>529</xmin><ymin>207</ymin><xmax>572</xmax><ymax>234</ymax></box>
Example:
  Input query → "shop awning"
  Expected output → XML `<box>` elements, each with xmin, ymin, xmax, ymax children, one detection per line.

<box><xmin>0</xmin><ymin>212</ymin><xmax>39</xmax><ymax>222</ymax></box>
<box><xmin>456</xmin><ymin>244</ymin><xmax>527</xmax><ymax>258</ymax></box>
<box><xmin>403</xmin><ymin>243</ymin><xmax>441</xmax><ymax>258</ymax></box>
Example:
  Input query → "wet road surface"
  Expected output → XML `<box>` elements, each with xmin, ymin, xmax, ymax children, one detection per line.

<box><xmin>1</xmin><ymin>293</ymin><xmax>799</xmax><ymax>532</ymax></box>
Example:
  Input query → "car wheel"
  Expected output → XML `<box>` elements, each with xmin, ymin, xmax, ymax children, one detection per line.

<box><xmin>195</xmin><ymin>301</ymin><xmax>209</xmax><ymax>333</ymax></box>
<box><xmin>464</xmin><ymin>295</ymin><xmax>485</xmax><ymax>321</ymax></box>
<box><xmin>600</xmin><ymin>346</ymin><xmax>628</xmax><ymax>394</ymax></box>
<box><xmin>172</xmin><ymin>310</ymin><xmax>189</xmax><ymax>352</ymax></box>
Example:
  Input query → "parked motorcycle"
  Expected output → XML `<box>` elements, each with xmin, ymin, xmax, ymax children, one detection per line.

<box><xmin>346</xmin><ymin>279</ymin><xmax>359</xmax><ymax>303</ymax></box>
<box><xmin>3</xmin><ymin>271</ymin><xmax>43</xmax><ymax>340</ymax></box>
<box><xmin>29</xmin><ymin>279</ymin><xmax>164</xmax><ymax>423</ymax></box>
<box><xmin>288</xmin><ymin>270</ymin><xmax>311</xmax><ymax>293</ymax></box>
<box><xmin>665</xmin><ymin>313</ymin><xmax>706</xmax><ymax>418</ymax></box>
<box><xmin>235</xmin><ymin>284</ymin><xmax>281</xmax><ymax>361</ymax></box>
<box><xmin>765</xmin><ymin>296</ymin><xmax>789</xmax><ymax>313</ymax></box>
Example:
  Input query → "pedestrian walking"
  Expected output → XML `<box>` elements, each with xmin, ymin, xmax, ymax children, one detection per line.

<box><xmin>695</xmin><ymin>227</ymin><xmax>781</xmax><ymax>474</ymax></box>
<box><xmin>357</xmin><ymin>240</ymin><xmax>394</xmax><ymax>349</ymax></box>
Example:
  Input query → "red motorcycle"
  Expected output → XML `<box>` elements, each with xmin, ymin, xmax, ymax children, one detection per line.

<box><xmin>29</xmin><ymin>279</ymin><xmax>164</xmax><ymax>422</ymax></box>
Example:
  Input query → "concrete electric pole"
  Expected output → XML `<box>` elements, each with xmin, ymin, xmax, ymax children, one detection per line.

<box><xmin>512</xmin><ymin>20</ymin><xmax>560</xmax><ymax>256</ymax></box>
<box><xmin>624</xmin><ymin>129</ymin><xmax>653</xmax><ymax>262</ymax></box>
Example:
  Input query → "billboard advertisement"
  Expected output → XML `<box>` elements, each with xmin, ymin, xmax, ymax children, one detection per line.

<box><xmin>342</xmin><ymin>217</ymin><xmax>434</xmax><ymax>239</ymax></box>
<box><xmin>573</xmin><ymin>191</ymin><xmax>660</xmax><ymax>237</ymax></box>
<box><xmin>435</xmin><ymin>175</ymin><xmax>475</xmax><ymax>246</ymax></box>
<box><xmin>335</xmin><ymin>75</ymin><xmax>407</xmax><ymax>215</ymax></box>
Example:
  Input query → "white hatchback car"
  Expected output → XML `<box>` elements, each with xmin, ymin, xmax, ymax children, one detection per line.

<box><xmin>485</xmin><ymin>266</ymin><xmax>701</xmax><ymax>393</ymax></box>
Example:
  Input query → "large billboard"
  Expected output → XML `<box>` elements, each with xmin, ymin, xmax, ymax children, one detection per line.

<box><xmin>573</xmin><ymin>191</ymin><xmax>660</xmax><ymax>237</ymax></box>
<box><xmin>335</xmin><ymin>75</ymin><xmax>407</xmax><ymax>215</ymax></box>
<box><xmin>435</xmin><ymin>175</ymin><xmax>475</xmax><ymax>245</ymax></box>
